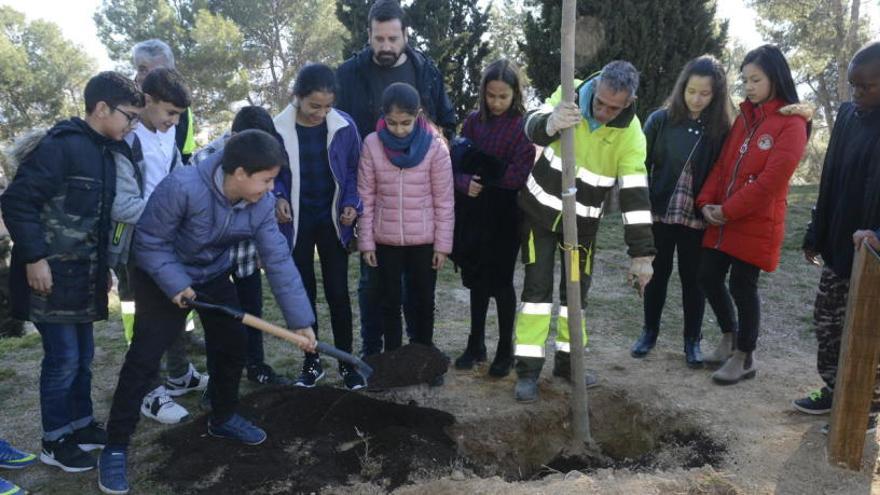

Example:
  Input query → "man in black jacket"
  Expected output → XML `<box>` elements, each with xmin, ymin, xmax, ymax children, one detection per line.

<box><xmin>1</xmin><ymin>72</ymin><xmax>143</xmax><ymax>473</ymax></box>
<box><xmin>335</xmin><ymin>0</ymin><xmax>457</xmax><ymax>358</ymax></box>
<box><xmin>793</xmin><ymin>41</ymin><xmax>880</xmax><ymax>423</ymax></box>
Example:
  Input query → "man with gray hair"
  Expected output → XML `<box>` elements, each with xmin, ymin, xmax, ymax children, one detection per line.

<box><xmin>512</xmin><ymin>60</ymin><xmax>656</xmax><ymax>402</ymax></box>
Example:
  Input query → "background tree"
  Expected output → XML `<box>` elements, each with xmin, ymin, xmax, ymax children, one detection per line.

<box><xmin>94</xmin><ymin>0</ymin><xmax>347</xmax><ymax>126</ymax></box>
<box><xmin>335</xmin><ymin>0</ymin><xmax>490</xmax><ymax>122</ymax></box>
<box><xmin>748</xmin><ymin>0</ymin><xmax>869</xmax><ymax>130</ymax></box>
<box><xmin>522</xmin><ymin>0</ymin><xmax>727</xmax><ymax>120</ymax></box>
<box><xmin>209</xmin><ymin>0</ymin><xmax>349</xmax><ymax>110</ymax></box>
<box><xmin>0</xmin><ymin>6</ymin><xmax>94</xmax><ymax>141</ymax></box>
<box><xmin>486</xmin><ymin>0</ymin><xmax>530</xmax><ymax>74</ymax></box>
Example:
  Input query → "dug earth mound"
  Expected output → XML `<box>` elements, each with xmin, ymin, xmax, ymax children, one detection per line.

<box><xmin>158</xmin><ymin>347</ymin><xmax>725</xmax><ymax>493</ymax></box>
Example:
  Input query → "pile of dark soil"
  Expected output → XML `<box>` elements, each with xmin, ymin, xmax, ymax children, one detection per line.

<box><xmin>363</xmin><ymin>343</ymin><xmax>449</xmax><ymax>389</ymax></box>
<box><xmin>158</xmin><ymin>386</ymin><xmax>458</xmax><ymax>493</ymax></box>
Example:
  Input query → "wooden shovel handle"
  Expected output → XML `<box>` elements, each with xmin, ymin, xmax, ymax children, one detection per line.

<box><xmin>240</xmin><ymin>313</ymin><xmax>310</xmax><ymax>348</ymax></box>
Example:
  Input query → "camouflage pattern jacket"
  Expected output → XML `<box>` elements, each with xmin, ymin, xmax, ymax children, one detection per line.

<box><xmin>1</xmin><ymin>118</ymin><xmax>129</xmax><ymax>323</ymax></box>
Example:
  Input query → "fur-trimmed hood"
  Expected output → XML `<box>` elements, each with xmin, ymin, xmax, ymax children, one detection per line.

<box><xmin>778</xmin><ymin>103</ymin><xmax>815</xmax><ymax>121</ymax></box>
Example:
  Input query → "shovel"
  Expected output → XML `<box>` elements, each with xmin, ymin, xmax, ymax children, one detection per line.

<box><xmin>182</xmin><ymin>297</ymin><xmax>374</xmax><ymax>382</ymax></box>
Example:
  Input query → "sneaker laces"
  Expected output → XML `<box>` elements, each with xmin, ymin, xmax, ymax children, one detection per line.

<box><xmin>150</xmin><ymin>387</ymin><xmax>175</xmax><ymax>409</ymax></box>
<box><xmin>808</xmin><ymin>389</ymin><xmax>825</xmax><ymax>401</ymax></box>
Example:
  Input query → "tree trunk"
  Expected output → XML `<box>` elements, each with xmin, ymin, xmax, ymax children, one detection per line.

<box><xmin>559</xmin><ymin>0</ymin><xmax>592</xmax><ymax>451</ymax></box>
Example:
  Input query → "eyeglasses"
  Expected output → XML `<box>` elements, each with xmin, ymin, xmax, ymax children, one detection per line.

<box><xmin>111</xmin><ymin>106</ymin><xmax>140</xmax><ymax>126</ymax></box>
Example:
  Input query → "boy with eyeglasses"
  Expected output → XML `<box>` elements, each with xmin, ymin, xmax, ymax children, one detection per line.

<box><xmin>1</xmin><ymin>71</ymin><xmax>144</xmax><ymax>472</ymax></box>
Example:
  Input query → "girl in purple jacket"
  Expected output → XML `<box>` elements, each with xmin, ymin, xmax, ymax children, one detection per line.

<box><xmin>357</xmin><ymin>83</ymin><xmax>455</xmax><ymax>354</ymax></box>
<box><xmin>273</xmin><ymin>64</ymin><xmax>363</xmax><ymax>389</ymax></box>
<box><xmin>452</xmin><ymin>60</ymin><xmax>536</xmax><ymax>377</ymax></box>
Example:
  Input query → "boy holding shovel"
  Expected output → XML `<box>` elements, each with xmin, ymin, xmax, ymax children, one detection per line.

<box><xmin>98</xmin><ymin>129</ymin><xmax>316</xmax><ymax>494</ymax></box>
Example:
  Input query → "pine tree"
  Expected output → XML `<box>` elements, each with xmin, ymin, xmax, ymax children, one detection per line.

<box><xmin>523</xmin><ymin>0</ymin><xmax>728</xmax><ymax>120</ymax></box>
<box><xmin>336</xmin><ymin>0</ymin><xmax>373</xmax><ymax>58</ymax></box>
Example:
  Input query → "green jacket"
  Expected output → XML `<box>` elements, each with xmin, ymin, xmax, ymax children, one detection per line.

<box><xmin>520</xmin><ymin>77</ymin><xmax>655</xmax><ymax>257</ymax></box>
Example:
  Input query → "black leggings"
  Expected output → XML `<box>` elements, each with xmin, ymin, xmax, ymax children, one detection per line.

<box><xmin>642</xmin><ymin>223</ymin><xmax>705</xmax><ymax>342</ymax></box>
<box><xmin>698</xmin><ymin>248</ymin><xmax>761</xmax><ymax>352</ymax></box>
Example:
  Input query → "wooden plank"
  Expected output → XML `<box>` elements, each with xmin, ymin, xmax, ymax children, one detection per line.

<box><xmin>827</xmin><ymin>243</ymin><xmax>880</xmax><ymax>470</ymax></box>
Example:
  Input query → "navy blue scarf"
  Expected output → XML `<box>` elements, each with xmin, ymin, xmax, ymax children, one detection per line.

<box><xmin>377</xmin><ymin>116</ymin><xmax>433</xmax><ymax>169</ymax></box>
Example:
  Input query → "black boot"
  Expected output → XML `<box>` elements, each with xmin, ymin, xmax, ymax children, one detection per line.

<box><xmin>454</xmin><ymin>333</ymin><xmax>487</xmax><ymax>370</ymax></box>
<box><xmin>630</xmin><ymin>328</ymin><xmax>659</xmax><ymax>358</ymax></box>
<box><xmin>684</xmin><ymin>340</ymin><xmax>703</xmax><ymax>368</ymax></box>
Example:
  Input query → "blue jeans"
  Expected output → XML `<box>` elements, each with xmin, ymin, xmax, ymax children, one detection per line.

<box><xmin>358</xmin><ymin>258</ymin><xmax>433</xmax><ymax>356</ymax></box>
<box><xmin>35</xmin><ymin>323</ymin><xmax>95</xmax><ymax>441</ymax></box>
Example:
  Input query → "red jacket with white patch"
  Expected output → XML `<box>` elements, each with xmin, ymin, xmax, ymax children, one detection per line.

<box><xmin>696</xmin><ymin>98</ymin><xmax>810</xmax><ymax>272</ymax></box>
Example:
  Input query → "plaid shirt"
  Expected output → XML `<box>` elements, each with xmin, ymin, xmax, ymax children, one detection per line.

<box><xmin>454</xmin><ymin>111</ymin><xmax>536</xmax><ymax>193</ymax></box>
<box><xmin>656</xmin><ymin>159</ymin><xmax>704</xmax><ymax>229</ymax></box>
<box><xmin>230</xmin><ymin>240</ymin><xmax>258</xmax><ymax>279</ymax></box>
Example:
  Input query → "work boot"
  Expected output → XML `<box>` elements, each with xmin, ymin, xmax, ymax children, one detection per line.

<box><xmin>630</xmin><ymin>328</ymin><xmax>659</xmax><ymax>358</ymax></box>
<box><xmin>515</xmin><ymin>376</ymin><xmax>538</xmax><ymax>403</ymax></box>
<box><xmin>712</xmin><ymin>350</ymin><xmax>756</xmax><ymax>385</ymax></box>
<box><xmin>684</xmin><ymin>340</ymin><xmax>703</xmax><ymax>369</ymax></box>
<box><xmin>704</xmin><ymin>332</ymin><xmax>735</xmax><ymax>365</ymax></box>
<box><xmin>551</xmin><ymin>351</ymin><xmax>599</xmax><ymax>389</ymax></box>
<box><xmin>454</xmin><ymin>334</ymin><xmax>487</xmax><ymax>370</ymax></box>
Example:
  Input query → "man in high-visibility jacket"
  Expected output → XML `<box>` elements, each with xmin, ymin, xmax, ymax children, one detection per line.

<box><xmin>514</xmin><ymin>60</ymin><xmax>656</xmax><ymax>402</ymax></box>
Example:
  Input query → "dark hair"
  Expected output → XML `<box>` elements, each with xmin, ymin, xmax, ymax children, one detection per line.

<box><xmin>142</xmin><ymin>68</ymin><xmax>192</xmax><ymax>109</ymax></box>
<box><xmin>851</xmin><ymin>40</ymin><xmax>880</xmax><ymax>68</ymax></box>
<box><xmin>381</xmin><ymin>82</ymin><xmax>421</xmax><ymax>116</ymax></box>
<box><xmin>84</xmin><ymin>71</ymin><xmax>144</xmax><ymax>114</ymax></box>
<box><xmin>292</xmin><ymin>63</ymin><xmax>337</xmax><ymax>99</ymax></box>
<box><xmin>221</xmin><ymin>129</ymin><xmax>285</xmax><ymax>175</ymax></box>
<box><xmin>478</xmin><ymin>59</ymin><xmax>526</xmax><ymax>120</ymax></box>
<box><xmin>231</xmin><ymin>106</ymin><xmax>289</xmax><ymax>167</ymax></box>
<box><xmin>368</xmin><ymin>0</ymin><xmax>407</xmax><ymax>31</ymax></box>
<box><xmin>665</xmin><ymin>55</ymin><xmax>733</xmax><ymax>145</ymax></box>
<box><xmin>740</xmin><ymin>45</ymin><xmax>799</xmax><ymax>105</ymax></box>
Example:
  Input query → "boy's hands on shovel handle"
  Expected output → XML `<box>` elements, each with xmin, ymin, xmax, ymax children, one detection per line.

<box><xmin>173</xmin><ymin>287</ymin><xmax>197</xmax><ymax>308</ymax></box>
<box><xmin>293</xmin><ymin>327</ymin><xmax>317</xmax><ymax>352</ymax></box>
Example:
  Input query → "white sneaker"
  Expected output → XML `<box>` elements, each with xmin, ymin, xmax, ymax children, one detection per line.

<box><xmin>165</xmin><ymin>363</ymin><xmax>209</xmax><ymax>397</ymax></box>
<box><xmin>140</xmin><ymin>386</ymin><xmax>190</xmax><ymax>424</ymax></box>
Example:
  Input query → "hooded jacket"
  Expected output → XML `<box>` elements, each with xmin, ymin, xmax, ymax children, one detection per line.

<box><xmin>520</xmin><ymin>77</ymin><xmax>655</xmax><ymax>257</ymax></box>
<box><xmin>696</xmin><ymin>98</ymin><xmax>811</xmax><ymax>272</ymax></box>
<box><xmin>336</xmin><ymin>45</ymin><xmax>457</xmax><ymax>141</ymax></box>
<box><xmin>273</xmin><ymin>105</ymin><xmax>362</xmax><ymax>249</ymax></box>
<box><xmin>1</xmin><ymin>118</ymin><xmax>126</xmax><ymax>322</ymax></box>
<box><xmin>133</xmin><ymin>152</ymin><xmax>315</xmax><ymax>330</ymax></box>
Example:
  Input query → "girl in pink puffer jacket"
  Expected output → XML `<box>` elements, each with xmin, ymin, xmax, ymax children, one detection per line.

<box><xmin>357</xmin><ymin>82</ymin><xmax>454</xmax><ymax>352</ymax></box>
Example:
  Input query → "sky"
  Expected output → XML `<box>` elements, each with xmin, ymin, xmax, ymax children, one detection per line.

<box><xmin>2</xmin><ymin>0</ymin><xmax>878</xmax><ymax>72</ymax></box>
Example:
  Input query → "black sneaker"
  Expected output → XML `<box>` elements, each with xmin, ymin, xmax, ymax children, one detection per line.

<box><xmin>821</xmin><ymin>415</ymin><xmax>877</xmax><ymax>435</ymax></box>
<box><xmin>294</xmin><ymin>356</ymin><xmax>324</xmax><ymax>388</ymax></box>
<box><xmin>340</xmin><ymin>363</ymin><xmax>366</xmax><ymax>390</ymax></box>
<box><xmin>247</xmin><ymin>363</ymin><xmax>293</xmax><ymax>386</ymax></box>
<box><xmin>792</xmin><ymin>387</ymin><xmax>833</xmax><ymax>415</ymax></box>
<box><xmin>40</xmin><ymin>434</ymin><xmax>96</xmax><ymax>473</ymax></box>
<box><xmin>73</xmin><ymin>421</ymin><xmax>107</xmax><ymax>452</ymax></box>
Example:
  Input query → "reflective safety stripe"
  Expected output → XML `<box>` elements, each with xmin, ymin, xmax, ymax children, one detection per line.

<box><xmin>619</xmin><ymin>174</ymin><xmax>648</xmax><ymax>189</ymax></box>
<box><xmin>527</xmin><ymin>175</ymin><xmax>603</xmax><ymax>218</ymax></box>
<box><xmin>515</xmin><ymin>344</ymin><xmax>545</xmax><ymax>358</ymax></box>
<box><xmin>521</xmin><ymin>302</ymin><xmax>553</xmax><ymax>315</ymax></box>
<box><xmin>120</xmin><ymin>301</ymin><xmax>136</xmax><ymax>313</ymax></box>
<box><xmin>559</xmin><ymin>306</ymin><xmax>570</xmax><ymax>319</ymax></box>
<box><xmin>555</xmin><ymin>341</ymin><xmax>571</xmax><ymax>352</ymax></box>
<box><xmin>623</xmin><ymin>210</ymin><xmax>653</xmax><ymax>225</ymax></box>
<box><xmin>527</xmin><ymin>229</ymin><xmax>536</xmax><ymax>264</ymax></box>
<box><xmin>545</xmin><ymin>148</ymin><xmax>616</xmax><ymax>188</ymax></box>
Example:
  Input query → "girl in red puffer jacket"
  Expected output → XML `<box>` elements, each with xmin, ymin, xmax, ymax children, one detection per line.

<box><xmin>696</xmin><ymin>44</ymin><xmax>812</xmax><ymax>385</ymax></box>
<box><xmin>357</xmin><ymin>82</ymin><xmax>455</xmax><ymax>353</ymax></box>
